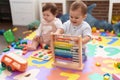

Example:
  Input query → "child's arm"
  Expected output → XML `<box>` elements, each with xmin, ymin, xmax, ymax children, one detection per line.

<box><xmin>54</xmin><ymin>28</ymin><xmax>64</xmax><ymax>34</ymax></box>
<box><xmin>36</xmin><ymin>24</ymin><xmax>42</xmax><ymax>36</ymax></box>
<box><xmin>82</xmin><ymin>35</ymin><xmax>91</xmax><ymax>44</ymax></box>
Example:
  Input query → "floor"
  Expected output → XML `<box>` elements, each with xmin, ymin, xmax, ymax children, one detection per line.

<box><xmin>0</xmin><ymin>21</ymin><xmax>32</xmax><ymax>53</ymax></box>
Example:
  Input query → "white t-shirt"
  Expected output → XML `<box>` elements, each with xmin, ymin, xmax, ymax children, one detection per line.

<box><xmin>63</xmin><ymin>20</ymin><xmax>92</xmax><ymax>48</ymax></box>
<box><xmin>36</xmin><ymin>18</ymin><xmax>63</xmax><ymax>44</ymax></box>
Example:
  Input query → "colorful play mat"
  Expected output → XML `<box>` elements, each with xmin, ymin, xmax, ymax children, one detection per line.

<box><xmin>0</xmin><ymin>31</ymin><xmax>120</xmax><ymax>80</ymax></box>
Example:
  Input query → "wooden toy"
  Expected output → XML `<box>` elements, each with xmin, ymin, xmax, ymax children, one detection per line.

<box><xmin>31</xmin><ymin>49</ymin><xmax>52</xmax><ymax>60</ymax></box>
<box><xmin>51</xmin><ymin>33</ymin><xmax>84</xmax><ymax>70</ymax></box>
<box><xmin>1</xmin><ymin>53</ymin><xmax>28</xmax><ymax>72</ymax></box>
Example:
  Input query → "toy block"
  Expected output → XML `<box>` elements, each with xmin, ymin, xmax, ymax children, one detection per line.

<box><xmin>114</xmin><ymin>62</ymin><xmax>120</xmax><ymax>69</ymax></box>
<box><xmin>92</xmin><ymin>27</ymin><xmax>97</xmax><ymax>33</ymax></box>
<box><xmin>3</xmin><ymin>48</ymin><xmax>10</xmax><ymax>52</ymax></box>
<box><xmin>11</xmin><ymin>42</ymin><xmax>16</xmax><ymax>47</ymax></box>
<box><xmin>95</xmin><ymin>62</ymin><xmax>101</xmax><ymax>67</ymax></box>
<box><xmin>12</xmin><ymin>27</ymin><xmax>18</xmax><ymax>32</ymax></box>
<box><xmin>117</xmin><ymin>33</ymin><xmax>120</xmax><ymax>37</ymax></box>
<box><xmin>14</xmin><ymin>46</ymin><xmax>24</xmax><ymax>50</ymax></box>
<box><xmin>20</xmin><ymin>39</ymin><xmax>27</xmax><ymax>44</ymax></box>
<box><xmin>18</xmin><ymin>37</ymin><xmax>22</xmax><ymax>41</ymax></box>
<box><xmin>0</xmin><ymin>29</ymin><xmax>5</xmax><ymax>35</ymax></box>
<box><xmin>16</xmin><ymin>41</ymin><xmax>20</xmax><ymax>46</ymax></box>
<box><xmin>51</xmin><ymin>33</ymin><xmax>84</xmax><ymax>70</ymax></box>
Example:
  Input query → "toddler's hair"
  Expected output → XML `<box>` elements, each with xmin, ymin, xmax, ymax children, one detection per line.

<box><xmin>42</xmin><ymin>3</ymin><xmax>58</xmax><ymax>16</ymax></box>
<box><xmin>70</xmin><ymin>0</ymin><xmax>87</xmax><ymax>15</ymax></box>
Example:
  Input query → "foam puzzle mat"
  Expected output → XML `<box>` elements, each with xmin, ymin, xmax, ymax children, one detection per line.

<box><xmin>0</xmin><ymin>31</ymin><xmax>120</xmax><ymax>80</ymax></box>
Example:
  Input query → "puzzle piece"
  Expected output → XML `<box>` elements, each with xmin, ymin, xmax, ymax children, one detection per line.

<box><xmin>31</xmin><ymin>49</ymin><xmax>52</xmax><ymax>60</ymax></box>
<box><xmin>60</xmin><ymin>72</ymin><xmax>80</xmax><ymax>80</ymax></box>
<box><xmin>14</xmin><ymin>69</ymin><xmax>40</xmax><ymax>80</ymax></box>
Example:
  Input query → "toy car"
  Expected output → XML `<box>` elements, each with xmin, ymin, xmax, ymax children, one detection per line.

<box><xmin>1</xmin><ymin>53</ymin><xmax>28</xmax><ymax>72</ymax></box>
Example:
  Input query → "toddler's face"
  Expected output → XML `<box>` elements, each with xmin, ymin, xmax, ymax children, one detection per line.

<box><xmin>43</xmin><ymin>10</ymin><xmax>55</xmax><ymax>22</ymax></box>
<box><xmin>69</xmin><ymin>8</ymin><xmax>86</xmax><ymax>26</ymax></box>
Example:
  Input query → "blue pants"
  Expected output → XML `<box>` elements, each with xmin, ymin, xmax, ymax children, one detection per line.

<box><xmin>82</xmin><ymin>48</ymin><xmax>87</xmax><ymax>62</ymax></box>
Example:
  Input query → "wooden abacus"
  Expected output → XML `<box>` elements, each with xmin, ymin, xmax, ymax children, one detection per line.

<box><xmin>51</xmin><ymin>33</ymin><xmax>84</xmax><ymax>70</ymax></box>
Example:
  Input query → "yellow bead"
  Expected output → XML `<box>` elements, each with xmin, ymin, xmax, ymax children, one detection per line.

<box><xmin>96</xmin><ymin>62</ymin><xmax>101</xmax><ymax>67</ymax></box>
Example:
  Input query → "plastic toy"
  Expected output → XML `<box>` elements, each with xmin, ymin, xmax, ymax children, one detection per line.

<box><xmin>0</xmin><ymin>29</ymin><xmax>5</xmax><ymax>35</ymax></box>
<box><xmin>1</xmin><ymin>53</ymin><xmax>28</xmax><ymax>72</ymax></box>
<box><xmin>31</xmin><ymin>49</ymin><xmax>52</xmax><ymax>60</ymax></box>
<box><xmin>3</xmin><ymin>29</ymin><xmax>15</xmax><ymax>43</ymax></box>
<box><xmin>95</xmin><ymin>62</ymin><xmax>101</xmax><ymax>67</ymax></box>
<box><xmin>51</xmin><ymin>33</ymin><xmax>83</xmax><ymax>70</ymax></box>
<box><xmin>27</xmin><ymin>20</ymin><xmax>40</xmax><ymax>30</ymax></box>
<box><xmin>22</xmin><ymin>30</ymin><xmax>32</xmax><ymax>34</ymax></box>
<box><xmin>3</xmin><ymin>48</ymin><xmax>10</xmax><ymax>52</ymax></box>
<box><xmin>103</xmin><ymin>73</ymin><xmax>110</xmax><ymax>80</ymax></box>
<box><xmin>114</xmin><ymin>62</ymin><xmax>120</xmax><ymax>69</ymax></box>
<box><xmin>12</xmin><ymin>27</ymin><xmax>18</xmax><ymax>32</ymax></box>
<box><xmin>92</xmin><ymin>27</ymin><xmax>96</xmax><ymax>33</ymax></box>
<box><xmin>117</xmin><ymin>33</ymin><xmax>120</xmax><ymax>37</ymax></box>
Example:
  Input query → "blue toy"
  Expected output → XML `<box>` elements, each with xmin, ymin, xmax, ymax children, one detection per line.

<box><xmin>0</xmin><ymin>29</ymin><xmax>5</xmax><ymax>35</ymax></box>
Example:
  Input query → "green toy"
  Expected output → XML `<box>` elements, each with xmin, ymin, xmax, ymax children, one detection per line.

<box><xmin>3</xmin><ymin>29</ymin><xmax>15</xmax><ymax>43</ymax></box>
<box><xmin>27</xmin><ymin>20</ymin><xmax>40</xmax><ymax>30</ymax></box>
<box><xmin>117</xmin><ymin>33</ymin><xmax>120</xmax><ymax>37</ymax></box>
<box><xmin>3</xmin><ymin>48</ymin><xmax>10</xmax><ymax>52</ymax></box>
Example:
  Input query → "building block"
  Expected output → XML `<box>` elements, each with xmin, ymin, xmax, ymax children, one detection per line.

<box><xmin>3</xmin><ymin>48</ymin><xmax>10</xmax><ymax>52</ymax></box>
<box><xmin>0</xmin><ymin>29</ymin><xmax>5</xmax><ymax>35</ymax></box>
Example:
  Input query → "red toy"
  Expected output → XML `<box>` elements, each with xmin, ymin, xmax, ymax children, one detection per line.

<box><xmin>1</xmin><ymin>53</ymin><xmax>28</xmax><ymax>72</ymax></box>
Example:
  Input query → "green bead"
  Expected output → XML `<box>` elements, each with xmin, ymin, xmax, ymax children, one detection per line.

<box><xmin>3</xmin><ymin>48</ymin><xmax>10</xmax><ymax>52</ymax></box>
<box><xmin>117</xmin><ymin>33</ymin><xmax>120</xmax><ymax>37</ymax></box>
<box><xmin>118</xmin><ymin>64</ymin><xmax>120</xmax><ymax>69</ymax></box>
<box><xmin>44</xmin><ymin>45</ymin><xmax>49</xmax><ymax>49</ymax></box>
<box><xmin>15</xmin><ymin>46</ymin><xmax>24</xmax><ymax>50</ymax></box>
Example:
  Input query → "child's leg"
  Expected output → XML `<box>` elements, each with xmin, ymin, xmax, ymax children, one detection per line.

<box><xmin>27</xmin><ymin>37</ymin><xmax>41</xmax><ymax>50</ymax></box>
<box><xmin>27</xmin><ymin>40</ymin><xmax>39</xmax><ymax>50</ymax></box>
<box><xmin>82</xmin><ymin>48</ymin><xmax>87</xmax><ymax>62</ymax></box>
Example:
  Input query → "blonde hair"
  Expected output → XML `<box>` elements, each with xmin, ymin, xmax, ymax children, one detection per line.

<box><xmin>70</xmin><ymin>0</ymin><xmax>87</xmax><ymax>15</ymax></box>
